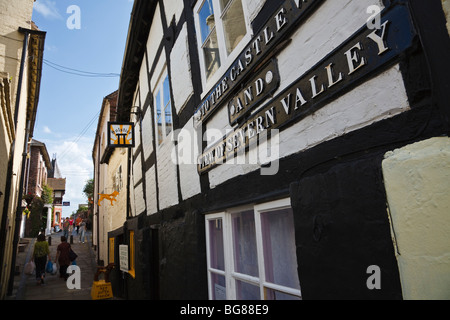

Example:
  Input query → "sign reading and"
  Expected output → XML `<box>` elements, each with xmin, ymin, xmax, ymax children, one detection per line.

<box><xmin>198</xmin><ymin>4</ymin><xmax>416</xmax><ymax>174</ymax></box>
<box><xmin>228</xmin><ymin>59</ymin><xmax>280</xmax><ymax>125</ymax></box>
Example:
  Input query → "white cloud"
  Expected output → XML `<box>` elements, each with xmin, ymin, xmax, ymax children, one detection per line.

<box><xmin>43</xmin><ymin>136</ymin><xmax>94</xmax><ymax>217</ymax></box>
<box><xmin>33</xmin><ymin>0</ymin><xmax>63</xmax><ymax>20</ymax></box>
<box><xmin>43</xmin><ymin>126</ymin><xmax>52</xmax><ymax>134</ymax></box>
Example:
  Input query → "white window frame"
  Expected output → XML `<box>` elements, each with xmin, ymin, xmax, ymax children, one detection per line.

<box><xmin>194</xmin><ymin>0</ymin><xmax>252</xmax><ymax>92</ymax></box>
<box><xmin>153</xmin><ymin>68</ymin><xmax>173</xmax><ymax>147</ymax></box>
<box><xmin>205</xmin><ymin>198</ymin><xmax>302</xmax><ymax>300</ymax></box>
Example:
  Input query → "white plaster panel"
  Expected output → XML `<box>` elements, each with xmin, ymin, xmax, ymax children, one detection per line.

<box><xmin>142</xmin><ymin>106</ymin><xmax>154</xmax><ymax>161</ymax></box>
<box><xmin>156</xmin><ymin>139</ymin><xmax>179</xmax><ymax>209</ymax></box>
<box><xmin>177</xmin><ymin>118</ymin><xmax>202</xmax><ymax>199</ymax></box>
<box><xmin>170</xmin><ymin>23</ymin><xmax>194</xmax><ymax>113</ymax></box>
<box><xmin>164</xmin><ymin>0</ymin><xmax>184</xmax><ymax>27</ymax></box>
<box><xmin>133</xmin><ymin>150</ymin><xmax>142</xmax><ymax>183</ymax></box>
<box><xmin>146</xmin><ymin>2</ymin><xmax>164</xmax><ymax>74</ymax></box>
<box><xmin>139</xmin><ymin>58</ymin><xmax>149</xmax><ymax>105</ymax></box>
<box><xmin>244</xmin><ymin>0</ymin><xmax>266</xmax><ymax>26</ymax></box>
<box><xmin>134</xmin><ymin>182</ymin><xmax>146</xmax><ymax>215</ymax></box>
<box><xmin>277</xmin><ymin>0</ymin><xmax>384</xmax><ymax>90</ymax></box>
<box><xmin>145</xmin><ymin>166</ymin><xmax>158</xmax><ymax>215</ymax></box>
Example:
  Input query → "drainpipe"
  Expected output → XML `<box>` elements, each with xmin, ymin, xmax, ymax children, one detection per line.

<box><xmin>7</xmin><ymin>120</ymin><xmax>31</xmax><ymax>295</ymax></box>
<box><xmin>0</xmin><ymin>29</ymin><xmax>29</xmax><ymax>282</ymax></box>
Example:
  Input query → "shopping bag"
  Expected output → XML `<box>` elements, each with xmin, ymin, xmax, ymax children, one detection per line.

<box><xmin>24</xmin><ymin>260</ymin><xmax>35</xmax><ymax>275</ymax></box>
<box><xmin>46</xmin><ymin>260</ymin><xmax>53</xmax><ymax>273</ymax></box>
<box><xmin>69</xmin><ymin>248</ymin><xmax>77</xmax><ymax>262</ymax></box>
<box><xmin>51</xmin><ymin>262</ymin><xmax>57</xmax><ymax>275</ymax></box>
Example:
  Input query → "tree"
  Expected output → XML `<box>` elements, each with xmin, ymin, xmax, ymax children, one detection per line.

<box><xmin>83</xmin><ymin>178</ymin><xmax>94</xmax><ymax>201</ymax></box>
<box><xmin>82</xmin><ymin>178</ymin><xmax>94</xmax><ymax>230</ymax></box>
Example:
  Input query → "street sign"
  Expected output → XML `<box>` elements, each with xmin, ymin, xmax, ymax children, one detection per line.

<box><xmin>107</xmin><ymin>122</ymin><xmax>135</xmax><ymax>148</ymax></box>
<box><xmin>119</xmin><ymin>244</ymin><xmax>129</xmax><ymax>273</ymax></box>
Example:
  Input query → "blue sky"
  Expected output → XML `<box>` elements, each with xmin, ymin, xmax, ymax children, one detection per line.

<box><xmin>32</xmin><ymin>0</ymin><xmax>134</xmax><ymax>217</ymax></box>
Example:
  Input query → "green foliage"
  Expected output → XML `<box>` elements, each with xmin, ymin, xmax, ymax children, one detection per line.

<box><xmin>29</xmin><ymin>197</ymin><xmax>44</xmax><ymax>237</ymax></box>
<box><xmin>41</xmin><ymin>184</ymin><xmax>53</xmax><ymax>204</ymax></box>
<box><xmin>83</xmin><ymin>178</ymin><xmax>94</xmax><ymax>200</ymax></box>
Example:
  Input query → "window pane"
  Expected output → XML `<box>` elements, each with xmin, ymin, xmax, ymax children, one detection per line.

<box><xmin>203</xmin><ymin>29</ymin><xmax>221</xmax><ymax>81</ymax></box>
<box><xmin>222</xmin><ymin>0</ymin><xmax>246</xmax><ymax>55</ymax></box>
<box><xmin>260</xmin><ymin>208</ymin><xmax>300</xmax><ymax>290</ymax></box>
<box><xmin>199</xmin><ymin>0</ymin><xmax>215</xmax><ymax>44</ymax></box>
<box><xmin>211</xmin><ymin>273</ymin><xmax>227</xmax><ymax>300</ymax></box>
<box><xmin>236</xmin><ymin>279</ymin><xmax>260</xmax><ymax>300</ymax></box>
<box><xmin>155</xmin><ymin>91</ymin><xmax>163</xmax><ymax>145</ymax></box>
<box><xmin>232</xmin><ymin>210</ymin><xmax>258</xmax><ymax>277</ymax></box>
<box><xmin>163</xmin><ymin>76</ymin><xmax>172</xmax><ymax>136</ymax></box>
<box><xmin>208</xmin><ymin>219</ymin><xmax>225</xmax><ymax>271</ymax></box>
<box><xmin>265</xmin><ymin>288</ymin><xmax>301</xmax><ymax>300</ymax></box>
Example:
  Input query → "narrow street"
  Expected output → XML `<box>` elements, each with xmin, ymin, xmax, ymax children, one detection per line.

<box><xmin>7</xmin><ymin>230</ymin><xmax>97</xmax><ymax>300</ymax></box>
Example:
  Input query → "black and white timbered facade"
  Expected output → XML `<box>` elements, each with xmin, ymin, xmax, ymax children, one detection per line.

<box><xmin>105</xmin><ymin>0</ymin><xmax>450</xmax><ymax>300</ymax></box>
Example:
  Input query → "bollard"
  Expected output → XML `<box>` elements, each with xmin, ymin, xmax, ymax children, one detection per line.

<box><xmin>48</xmin><ymin>236</ymin><xmax>52</xmax><ymax>246</ymax></box>
<box><xmin>70</xmin><ymin>235</ymin><xmax>73</xmax><ymax>244</ymax></box>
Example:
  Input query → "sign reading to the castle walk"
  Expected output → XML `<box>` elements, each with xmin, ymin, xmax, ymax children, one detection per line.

<box><xmin>193</xmin><ymin>0</ymin><xmax>325</xmax><ymax>128</ymax></box>
<box><xmin>107</xmin><ymin>122</ymin><xmax>135</xmax><ymax>148</ymax></box>
<box><xmin>198</xmin><ymin>3</ymin><xmax>417</xmax><ymax>174</ymax></box>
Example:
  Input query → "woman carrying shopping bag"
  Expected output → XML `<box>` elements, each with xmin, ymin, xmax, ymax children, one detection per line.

<box><xmin>32</xmin><ymin>233</ymin><xmax>51</xmax><ymax>285</ymax></box>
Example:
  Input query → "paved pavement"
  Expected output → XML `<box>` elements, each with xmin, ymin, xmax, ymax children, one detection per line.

<box><xmin>7</xmin><ymin>230</ymin><xmax>99</xmax><ymax>300</ymax></box>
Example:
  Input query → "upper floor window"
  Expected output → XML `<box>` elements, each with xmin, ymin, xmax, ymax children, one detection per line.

<box><xmin>194</xmin><ymin>0</ymin><xmax>249</xmax><ymax>84</ymax></box>
<box><xmin>154</xmin><ymin>71</ymin><xmax>172</xmax><ymax>146</ymax></box>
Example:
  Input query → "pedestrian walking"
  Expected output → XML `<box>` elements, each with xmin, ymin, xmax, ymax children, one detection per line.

<box><xmin>69</xmin><ymin>217</ymin><xmax>74</xmax><ymax>234</ymax></box>
<box><xmin>32</xmin><ymin>233</ymin><xmax>51</xmax><ymax>285</ymax></box>
<box><xmin>79</xmin><ymin>219</ymin><xmax>87</xmax><ymax>243</ymax></box>
<box><xmin>63</xmin><ymin>217</ymin><xmax>69</xmax><ymax>238</ymax></box>
<box><xmin>55</xmin><ymin>236</ymin><xmax>71</xmax><ymax>281</ymax></box>
<box><xmin>76</xmin><ymin>215</ymin><xmax>82</xmax><ymax>233</ymax></box>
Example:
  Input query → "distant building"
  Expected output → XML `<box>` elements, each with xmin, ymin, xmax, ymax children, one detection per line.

<box><xmin>24</xmin><ymin>139</ymin><xmax>52</xmax><ymax>198</ymax></box>
<box><xmin>47</xmin><ymin>156</ymin><xmax>65</xmax><ymax>229</ymax></box>
<box><xmin>92</xmin><ymin>90</ymin><xmax>128</xmax><ymax>265</ymax></box>
<box><xmin>21</xmin><ymin>139</ymin><xmax>52</xmax><ymax>237</ymax></box>
<box><xmin>0</xmin><ymin>0</ymin><xmax>46</xmax><ymax>298</ymax></box>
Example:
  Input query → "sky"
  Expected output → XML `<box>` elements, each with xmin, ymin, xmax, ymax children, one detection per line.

<box><xmin>31</xmin><ymin>0</ymin><xmax>134</xmax><ymax>217</ymax></box>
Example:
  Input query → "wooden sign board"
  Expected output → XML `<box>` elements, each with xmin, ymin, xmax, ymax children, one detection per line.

<box><xmin>107</xmin><ymin>122</ymin><xmax>135</xmax><ymax>148</ymax></box>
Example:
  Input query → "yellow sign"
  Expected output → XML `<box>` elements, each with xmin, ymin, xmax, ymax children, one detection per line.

<box><xmin>91</xmin><ymin>280</ymin><xmax>113</xmax><ymax>300</ymax></box>
<box><xmin>108</xmin><ymin>122</ymin><xmax>135</xmax><ymax>148</ymax></box>
<box><xmin>98</xmin><ymin>191</ymin><xmax>119</xmax><ymax>206</ymax></box>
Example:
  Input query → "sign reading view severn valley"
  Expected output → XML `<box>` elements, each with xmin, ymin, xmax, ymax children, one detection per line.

<box><xmin>197</xmin><ymin>4</ymin><xmax>417</xmax><ymax>174</ymax></box>
<box><xmin>107</xmin><ymin>122</ymin><xmax>135</xmax><ymax>148</ymax></box>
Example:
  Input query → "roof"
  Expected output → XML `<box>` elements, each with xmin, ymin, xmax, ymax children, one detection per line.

<box><xmin>19</xmin><ymin>25</ymin><xmax>46</xmax><ymax>138</ymax></box>
<box><xmin>47</xmin><ymin>178</ymin><xmax>66</xmax><ymax>191</ymax></box>
<box><xmin>92</xmin><ymin>90</ymin><xmax>118</xmax><ymax>162</ymax></box>
<box><xmin>116</xmin><ymin>0</ymin><xmax>157</xmax><ymax>122</ymax></box>
<box><xmin>30</xmin><ymin>139</ymin><xmax>52</xmax><ymax>169</ymax></box>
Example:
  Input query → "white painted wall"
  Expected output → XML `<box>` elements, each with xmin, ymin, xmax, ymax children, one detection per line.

<box><xmin>382</xmin><ymin>137</ymin><xmax>450</xmax><ymax>300</ymax></box>
<box><xmin>170</xmin><ymin>23</ymin><xmax>193</xmax><ymax>114</ymax></box>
